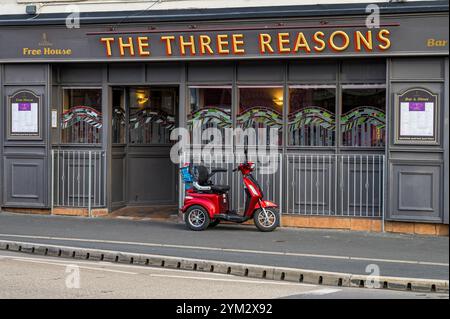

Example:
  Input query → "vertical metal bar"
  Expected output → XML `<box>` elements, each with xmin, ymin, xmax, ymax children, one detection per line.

<box><xmin>94</xmin><ymin>151</ymin><xmax>97</xmax><ymax>207</ymax></box>
<box><xmin>322</xmin><ymin>155</ymin><xmax>325</xmax><ymax>215</ymax></box>
<box><xmin>316</xmin><ymin>155</ymin><xmax>319</xmax><ymax>215</ymax></box>
<box><xmin>379</xmin><ymin>155</ymin><xmax>382</xmax><ymax>218</ymax></box>
<box><xmin>297</xmin><ymin>155</ymin><xmax>301</xmax><ymax>214</ymax></box>
<box><xmin>88</xmin><ymin>151</ymin><xmax>92</xmax><ymax>217</ymax></box>
<box><xmin>340</xmin><ymin>154</ymin><xmax>344</xmax><ymax>216</ymax></box>
<box><xmin>310</xmin><ymin>155</ymin><xmax>313</xmax><ymax>215</ymax></box>
<box><xmin>83</xmin><ymin>151</ymin><xmax>86</xmax><ymax>207</ymax></box>
<box><xmin>51</xmin><ymin>150</ymin><xmax>54</xmax><ymax>215</ymax></box>
<box><xmin>334</xmin><ymin>155</ymin><xmax>337</xmax><ymax>216</ymax></box>
<box><xmin>72</xmin><ymin>151</ymin><xmax>75</xmax><ymax>207</ymax></box>
<box><xmin>104</xmin><ymin>152</ymin><xmax>107</xmax><ymax>207</ymax></box>
<box><xmin>78</xmin><ymin>151</ymin><xmax>80</xmax><ymax>208</ymax></box>
<box><xmin>62</xmin><ymin>151</ymin><xmax>65</xmax><ymax>206</ymax></box>
<box><xmin>328</xmin><ymin>155</ymin><xmax>331</xmax><ymax>215</ymax></box>
<box><xmin>353</xmin><ymin>155</ymin><xmax>356</xmax><ymax>217</ymax></box>
<box><xmin>366</xmin><ymin>155</ymin><xmax>369</xmax><ymax>217</ymax></box>
<box><xmin>278</xmin><ymin>153</ymin><xmax>283</xmax><ymax>222</ymax></box>
<box><xmin>359</xmin><ymin>155</ymin><xmax>362</xmax><ymax>217</ymax></box>
<box><xmin>304</xmin><ymin>155</ymin><xmax>307</xmax><ymax>215</ymax></box>
<box><xmin>347</xmin><ymin>155</ymin><xmax>350</xmax><ymax>216</ymax></box>
<box><xmin>372</xmin><ymin>155</ymin><xmax>375</xmax><ymax>218</ymax></box>
<box><xmin>56</xmin><ymin>149</ymin><xmax>60</xmax><ymax>207</ymax></box>
<box><xmin>382</xmin><ymin>155</ymin><xmax>385</xmax><ymax>232</ymax></box>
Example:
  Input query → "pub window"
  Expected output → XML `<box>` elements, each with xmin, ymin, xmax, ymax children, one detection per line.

<box><xmin>112</xmin><ymin>89</ymin><xmax>126</xmax><ymax>144</ymax></box>
<box><xmin>288</xmin><ymin>86</ymin><xmax>336</xmax><ymax>147</ymax></box>
<box><xmin>237</xmin><ymin>87</ymin><xmax>283</xmax><ymax>146</ymax></box>
<box><xmin>61</xmin><ymin>88</ymin><xmax>102</xmax><ymax>144</ymax></box>
<box><xmin>341</xmin><ymin>85</ymin><xmax>386</xmax><ymax>147</ymax></box>
<box><xmin>188</xmin><ymin>87</ymin><xmax>232</xmax><ymax>145</ymax></box>
<box><xmin>128</xmin><ymin>87</ymin><xmax>177</xmax><ymax>144</ymax></box>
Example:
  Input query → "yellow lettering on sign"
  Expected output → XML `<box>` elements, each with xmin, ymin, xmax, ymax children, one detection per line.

<box><xmin>100</xmin><ymin>37</ymin><xmax>115</xmax><ymax>57</ymax></box>
<box><xmin>161</xmin><ymin>35</ymin><xmax>175</xmax><ymax>55</ymax></box>
<box><xmin>329</xmin><ymin>30</ymin><xmax>350</xmax><ymax>51</ymax></box>
<box><xmin>216</xmin><ymin>34</ymin><xmax>230</xmax><ymax>54</ymax></box>
<box><xmin>199</xmin><ymin>35</ymin><xmax>213</xmax><ymax>55</ymax></box>
<box><xmin>118</xmin><ymin>37</ymin><xmax>135</xmax><ymax>56</ymax></box>
<box><xmin>137</xmin><ymin>36</ymin><xmax>150</xmax><ymax>56</ymax></box>
<box><xmin>293</xmin><ymin>32</ymin><xmax>311</xmax><ymax>53</ymax></box>
<box><xmin>277</xmin><ymin>32</ymin><xmax>291</xmax><ymax>53</ymax></box>
<box><xmin>232</xmin><ymin>34</ymin><xmax>245</xmax><ymax>54</ymax></box>
<box><xmin>259</xmin><ymin>33</ymin><xmax>274</xmax><ymax>53</ymax></box>
<box><xmin>355</xmin><ymin>30</ymin><xmax>373</xmax><ymax>51</ymax></box>
<box><xmin>377</xmin><ymin>29</ymin><xmax>391</xmax><ymax>50</ymax></box>
<box><xmin>179</xmin><ymin>35</ymin><xmax>196</xmax><ymax>55</ymax></box>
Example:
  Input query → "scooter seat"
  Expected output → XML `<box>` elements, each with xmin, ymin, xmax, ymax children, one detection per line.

<box><xmin>210</xmin><ymin>185</ymin><xmax>230</xmax><ymax>193</ymax></box>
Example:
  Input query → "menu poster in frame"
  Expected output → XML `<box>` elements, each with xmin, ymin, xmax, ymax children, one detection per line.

<box><xmin>395</xmin><ymin>88</ymin><xmax>438</xmax><ymax>145</ymax></box>
<box><xmin>7</xmin><ymin>90</ymin><xmax>42</xmax><ymax>140</ymax></box>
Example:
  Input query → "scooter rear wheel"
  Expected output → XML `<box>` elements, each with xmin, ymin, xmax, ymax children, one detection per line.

<box><xmin>185</xmin><ymin>205</ymin><xmax>210</xmax><ymax>231</ymax></box>
<box><xmin>253</xmin><ymin>208</ymin><xmax>279</xmax><ymax>232</ymax></box>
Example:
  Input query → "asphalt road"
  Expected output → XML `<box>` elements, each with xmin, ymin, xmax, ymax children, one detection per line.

<box><xmin>0</xmin><ymin>251</ymin><xmax>447</xmax><ymax>299</ymax></box>
<box><xmin>0</xmin><ymin>212</ymin><xmax>448</xmax><ymax>280</ymax></box>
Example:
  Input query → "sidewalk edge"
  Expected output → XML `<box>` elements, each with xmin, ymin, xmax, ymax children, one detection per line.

<box><xmin>1</xmin><ymin>239</ymin><xmax>448</xmax><ymax>293</ymax></box>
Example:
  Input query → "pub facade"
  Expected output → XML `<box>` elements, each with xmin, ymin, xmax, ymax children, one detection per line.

<box><xmin>0</xmin><ymin>1</ymin><xmax>448</xmax><ymax>235</ymax></box>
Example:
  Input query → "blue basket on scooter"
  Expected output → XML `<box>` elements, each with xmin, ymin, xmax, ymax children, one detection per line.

<box><xmin>180</xmin><ymin>163</ymin><xmax>193</xmax><ymax>190</ymax></box>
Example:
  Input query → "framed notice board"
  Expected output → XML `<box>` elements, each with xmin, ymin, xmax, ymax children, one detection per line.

<box><xmin>395</xmin><ymin>88</ymin><xmax>439</xmax><ymax>145</ymax></box>
<box><xmin>6</xmin><ymin>90</ymin><xmax>42</xmax><ymax>140</ymax></box>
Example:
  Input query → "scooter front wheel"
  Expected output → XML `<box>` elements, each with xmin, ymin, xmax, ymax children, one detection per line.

<box><xmin>185</xmin><ymin>205</ymin><xmax>210</xmax><ymax>231</ymax></box>
<box><xmin>253</xmin><ymin>208</ymin><xmax>279</xmax><ymax>232</ymax></box>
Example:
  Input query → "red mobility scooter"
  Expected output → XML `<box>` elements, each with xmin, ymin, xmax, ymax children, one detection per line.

<box><xmin>180</xmin><ymin>152</ymin><xmax>279</xmax><ymax>232</ymax></box>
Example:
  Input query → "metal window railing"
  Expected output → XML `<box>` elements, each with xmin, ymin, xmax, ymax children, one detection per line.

<box><xmin>179</xmin><ymin>152</ymin><xmax>283</xmax><ymax>215</ymax></box>
<box><xmin>179</xmin><ymin>152</ymin><xmax>385</xmax><ymax>225</ymax></box>
<box><xmin>51</xmin><ymin>149</ymin><xmax>106</xmax><ymax>216</ymax></box>
<box><xmin>285</xmin><ymin>154</ymin><xmax>385</xmax><ymax>220</ymax></box>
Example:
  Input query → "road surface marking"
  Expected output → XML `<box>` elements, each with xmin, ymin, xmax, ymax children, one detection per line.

<box><xmin>0</xmin><ymin>233</ymin><xmax>448</xmax><ymax>267</ymax></box>
<box><xmin>145</xmin><ymin>273</ymin><xmax>312</xmax><ymax>286</ymax></box>
<box><xmin>9</xmin><ymin>258</ymin><xmax>138</xmax><ymax>275</ymax></box>
<box><xmin>299</xmin><ymin>288</ymin><xmax>342</xmax><ymax>295</ymax></box>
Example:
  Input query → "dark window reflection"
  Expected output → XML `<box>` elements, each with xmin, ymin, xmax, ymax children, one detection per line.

<box><xmin>128</xmin><ymin>88</ymin><xmax>177</xmax><ymax>144</ymax></box>
<box><xmin>341</xmin><ymin>88</ymin><xmax>386</xmax><ymax>147</ymax></box>
<box><xmin>289</xmin><ymin>88</ymin><xmax>336</xmax><ymax>146</ymax></box>
<box><xmin>61</xmin><ymin>88</ymin><xmax>102</xmax><ymax>144</ymax></box>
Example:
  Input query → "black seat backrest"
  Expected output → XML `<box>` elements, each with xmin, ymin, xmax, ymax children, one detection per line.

<box><xmin>194</xmin><ymin>165</ymin><xmax>210</xmax><ymax>186</ymax></box>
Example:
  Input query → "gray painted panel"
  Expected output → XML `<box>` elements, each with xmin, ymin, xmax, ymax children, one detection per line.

<box><xmin>108</xmin><ymin>63</ymin><xmax>145</xmax><ymax>83</ymax></box>
<box><xmin>111</xmin><ymin>151</ymin><xmax>126</xmax><ymax>205</ymax></box>
<box><xmin>288</xmin><ymin>60</ymin><xmax>337</xmax><ymax>82</ymax></box>
<box><xmin>389</xmin><ymin>162</ymin><xmax>442</xmax><ymax>222</ymax></box>
<box><xmin>146</xmin><ymin>63</ymin><xmax>182</xmax><ymax>83</ymax></box>
<box><xmin>188</xmin><ymin>62</ymin><xmax>233</xmax><ymax>82</ymax></box>
<box><xmin>237</xmin><ymin>61</ymin><xmax>284</xmax><ymax>82</ymax></box>
<box><xmin>4</xmin><ymin>157</ymin><xmax>45</xmax><ymax>206</ymax></box>
<box><xmin>60</xmin><ymin>64</ymin><xmax>102</xmax><ymax>83</ymax></box>
<box><xmin>341</xmin><ymin>59</ymin><xmax>386</xmax><ymax>83</ymax></box>
<box><xmin>4</xmin><ymin>64</ymin><xmax>46</xmax><ymax>84</ymax></box>
<box><xmin>127</xmin><ymin>154</ymin><xmax>177</xmax><ymax>205</ymax></box>
<box><xmin>391</xmin><ymin>58</ymin><xmax>445</xmax><ymax>80</ymax></box>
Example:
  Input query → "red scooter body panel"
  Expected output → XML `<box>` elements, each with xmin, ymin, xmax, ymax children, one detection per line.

<box><xmin>255</xmin><ymin>200</ymin><xmax>278</xmax><ymax>209</ymax></box>
<box><xmin>181</xmin><ymin>190</ymin><xmax>223</xmax><ymax>218</ymax></box>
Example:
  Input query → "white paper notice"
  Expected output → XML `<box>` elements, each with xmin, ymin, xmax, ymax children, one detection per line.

<box><xmin>11</xmin><ymin>102</ymin><xmax>38</xmax><ymax>133</ymax></box>
<box><xmin>400</xmin><ymin>101</ymin><xmax>434</xmax><ymax>137</ymax></box>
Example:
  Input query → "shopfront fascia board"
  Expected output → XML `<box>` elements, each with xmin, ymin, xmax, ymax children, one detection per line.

<box><xmin>0</xmin><ymin>13</ymin><xmax>448</xmax><ymax>63</ymax></box>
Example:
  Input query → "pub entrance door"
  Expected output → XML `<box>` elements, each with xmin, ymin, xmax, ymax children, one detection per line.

<box><xmin>110</xmin><ymin>86</ymin><xmax>179</xmax><ymax>215</ymax></box>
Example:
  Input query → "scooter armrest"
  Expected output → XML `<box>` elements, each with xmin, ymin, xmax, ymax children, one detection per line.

<box><xmin>193</xmin><ymin>181</ymin><xmax>211</xmax><ymax>191</ymax></box>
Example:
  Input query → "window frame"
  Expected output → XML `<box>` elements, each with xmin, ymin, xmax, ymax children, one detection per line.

<box><xmin>287</xmin><ymin>84</ymin><xmax>338</xmax><ymax>148</ymax></box>
<box><xmin>339</xmin><ymin>83</ymin><xmax>387</xmax><ymax>149</ymax></box>
<box><xmin>60</xmin><ymin>86</ymin><xmax>103</xmax><ymax>146</ymax></box>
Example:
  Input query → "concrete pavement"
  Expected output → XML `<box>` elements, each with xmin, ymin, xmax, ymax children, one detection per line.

<box><xmin>0</xmin><ymin>212</ymin><xmax>448</xmax><ymax>281</ymax></box>
<box><xmin>0</xmin><ymin>251</ymin><xmax>446</xmax><ymax>299</ymax></box>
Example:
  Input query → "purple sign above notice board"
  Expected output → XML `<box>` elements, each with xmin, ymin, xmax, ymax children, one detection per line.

<box><xmin>409</xmin><ymin>102</ymin><xmax>426</xmax><ymax>111</ymax></box>
<box><xmin>18</xmin><ymin>102</ymin><xmax>32</xmax><ymax>111</ymax></box>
